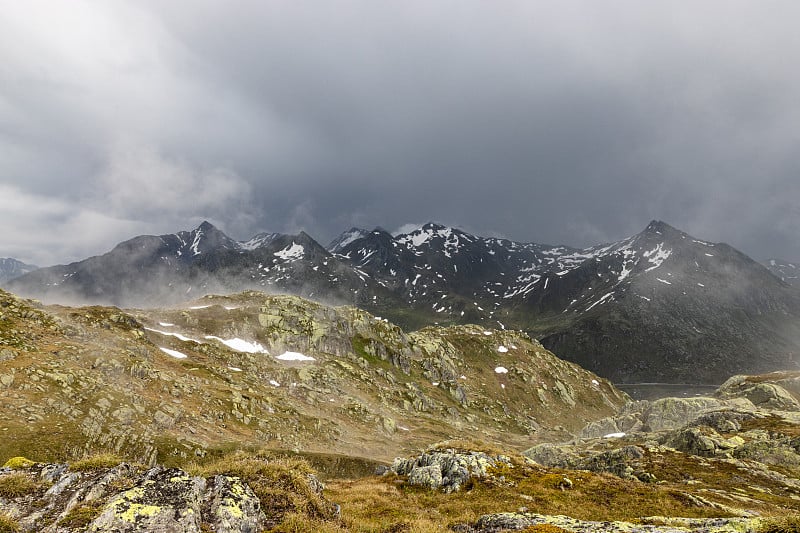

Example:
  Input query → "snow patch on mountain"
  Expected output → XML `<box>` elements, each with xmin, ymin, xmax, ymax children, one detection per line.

<box><xmin>240</xmin><ymin>232</ymin><xmax>280</xmax><ymax>251</ymax></box>
<box><xmin>205</xmin><ymin>336</ymin><xmax>269</xmax><ymax>354</ymax></box>
<box><xmin>643</xmin><ymin>243</ymin><xmax>672</xmax><ymax>272</ymax></box>
<box><xmin>274</xmin><ymin>243</ymin><xmax>305</xmax><ymax>261</ymax></box>
<box><xmin>276</xmin><ymin>351</ymin><xmax>316</xmax><ymax>362</ymax></box>
<box><xmin>159</xmin><ymin>347</ymin><xmax>188</xmax><ymax>359</ymax></box>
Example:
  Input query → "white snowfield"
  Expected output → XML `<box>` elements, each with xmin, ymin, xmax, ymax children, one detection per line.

<box><xmin>495</xmin><ymin>366</ymin><xmax>509</xmax><ymax>374</ymax></box>
<box><xmin>205</xmin><ymin>336</ymin><xmax>269</xmax><ymax>354</ymax></box>
<box><xmin>159</xmin><ymin>347</ymin><xmax>188</xmax><ymax>359</ymax></box>
<box><xmin>274</xmin><ymin>242</ymin><xmax>305</xmax><ymax>260</ymax></box>
<box><xmin>497</xmin><ymin>345</ymin><xmax>508</xmax><ymax>353</ymax></box>
<box><xmin>145</xmin><ymin>327</ymin><xmax>200</xmax><ymax>343</ymax></box>
<box><xmin>275</xmin><ymin>351</ymin><xmax>316</xmax><ymax>362</ymax></box>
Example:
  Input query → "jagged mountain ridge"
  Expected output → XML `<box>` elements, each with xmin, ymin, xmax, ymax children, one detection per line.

<box><xmin>7</xmin><ymin>220</ymin><xmax>800</xmax><ymax>383</ymax></box>
<box><xmin>5</xmin><ymin>222</ymin><xmax>388</xmax><ymax>308</ymax></box>
<box><xmin>0</xmin><ymin>258</ymin><xmax>38</xmax><ymax>284</ymax></box>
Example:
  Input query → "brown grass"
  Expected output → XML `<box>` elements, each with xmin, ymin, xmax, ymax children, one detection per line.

<box><xmin>57</xmin><ymin>502</ymin><xmax>105</xmax><ymax>529</ymax></box>
<box><xmin>759</xmin><ymin>515</ymin><xmax>800</xmax><ymax>533</ymax></box>
<box><xmin>69</xmin><ymin>452</ymin><xmax>124</xmax><ymax>472</ymax></box>
<box><xmin>0</xmin><ymin>514</ymin><xmax>20</xmax><ymax>533</ymax></box>
<box><xmin>0</xmin><ymin>473</ymin><xmax>37</xmax><ymax>498</ymax></box>
<box><xmin>189</xmin><ymin>451</ymin><xmax>338</xmax><ymax>526</ymax></box>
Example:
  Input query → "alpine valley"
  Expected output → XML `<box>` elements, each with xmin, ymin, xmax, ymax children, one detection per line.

<box><xmin>6</xmin><ymin>220</ymin><xmax>800</xmax><ymax>384</ymax></box>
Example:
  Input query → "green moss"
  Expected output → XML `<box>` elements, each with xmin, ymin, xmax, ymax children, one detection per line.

<box><xmin>2</xmin><ymin>457</ymin><xmax>35</xmax><ymax>469</ymax></box>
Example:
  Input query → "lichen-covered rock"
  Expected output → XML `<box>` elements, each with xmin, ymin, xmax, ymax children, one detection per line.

<box><xmin>583</xmin><ymin>397</ymin><xmax>742</xmax><ymax>439</ymax></box>
<box><xmin>88</xmin><ymin>467</ymin><xmax>206</xmax><ymax>532</ymax></box>
<box><xmin>663</xmin><ymin>427</ymin><xmax>720</xmax><ymax>457</ymax></box>
<box><xmin>205</xmin><ymin>475</ymin><xmax>266</xmax><ymax>533</ymax></box>
<box><xmin>524</xmin><ymin>444</ymin><xmax>652</xmax><ymax>481</ymax></box>
<box><xmin>392</xmin><ymin>448</ymin><xmax>512</xmax><ymax>493</ymax></box>
<box><xmin>406</xmin><ymin>465</ymin><xmax>443</xmax><ymax>490</ymax></box>
<box><xmin>523</xmin><ymin>443</ymin><xmax>580</xmax><ymax>469</ymax></box>
<box><xmin>454</xmin><ymin>512</ymin><xmax>759</xmax><ymax>533</ymax></box>
<box><xmin>0</xmin><ymin>458</ymin><xmax>340</xmax><ymax>532</ymax></box>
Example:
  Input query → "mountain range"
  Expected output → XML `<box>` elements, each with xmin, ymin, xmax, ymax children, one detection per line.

<box><xmin>5</xmin><ymin>220</ymin><xmax>800</xmax><ymax>384</ymax></box>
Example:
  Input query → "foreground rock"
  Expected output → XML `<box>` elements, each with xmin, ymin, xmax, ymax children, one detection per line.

<box><xmin>455</xmin><ymin>512</ymin><xmax>760</xmax><ymax>533</ymax></box>
<box><xmin>391</xmin><ymin>445</ymin><xmax>513</xmax><ymax>492</ymax></box>
<box><xmin>0</xmin><ymin>456</ymin><xmax>335</xmax><ymax>532</ymax></box>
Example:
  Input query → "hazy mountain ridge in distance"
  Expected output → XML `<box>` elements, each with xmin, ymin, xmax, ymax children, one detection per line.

<box><xmin>8</xmin><ymin>219</ymin><xmax>800</xmax><ymax>384</ymax></box>
<box><xmin>0</xmin><ymin>257</ymin><xmax>38</xmax><ymax>284</ymax></box>
<box><xmin>765</xmin><ymin>258</ymin><xmax>800</xmax><ymax>286</ymax></box>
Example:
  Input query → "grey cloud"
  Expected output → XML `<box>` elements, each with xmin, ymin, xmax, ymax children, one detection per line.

<box><xmin>2</xmin><ymin>1</ymin><xmax>800</xmax><ymax>264</ymax></box>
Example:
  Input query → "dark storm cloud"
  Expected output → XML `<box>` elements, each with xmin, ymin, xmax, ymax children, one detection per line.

<box><xmin>2</xmin><ymin>0</ymin><xmax>800</xmax><ymax>265</ymax></box>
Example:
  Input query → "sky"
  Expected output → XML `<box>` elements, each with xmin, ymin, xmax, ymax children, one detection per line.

<box><xmin>2</xmin><ymin>1</ymin><xmax>800</xmax><ymax>266</ymax></box>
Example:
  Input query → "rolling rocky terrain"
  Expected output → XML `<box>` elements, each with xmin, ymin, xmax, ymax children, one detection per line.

<box><xmin>4</xmin><ymin>371</ymin><xmax>800</xmax><ymax>531</ymax></box>
<box><xmin>0</xmin><ymin>287</ymin><xmax>625</xmax><ymax>467</ymax></box>
<box><xmin>6</xmin><ymin>220</ymin><xmax>800</xmax><ymax>383</ymax></box>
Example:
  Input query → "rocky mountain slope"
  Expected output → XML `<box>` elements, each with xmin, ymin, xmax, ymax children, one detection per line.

<box><xmin>5</xmin><ymin>372</ymin><xmax>800</xmax><ymax>531</ymax></box>
<box><xmin>0</xmin><ymin>287</ymin><xmax>626</xmax><ymax>467</ymax></box>
<box><xmin>7</xmin><ymin>220</ymin><xmax>800</xmax><ymax>384</ymax></box>
<box><xmin>0</xmin><ymin>258</ymin><xmax>37</xmax><ymax>284</ymax></box>
<box><xmin>765</xmin><ymin>258</ymin><xmax>799</xmax><ymax>286</ymax></box>
<box><xmin>332</xmin><ymin>221</ymin><xmax>800</xmax><ymax>383</ymax></box>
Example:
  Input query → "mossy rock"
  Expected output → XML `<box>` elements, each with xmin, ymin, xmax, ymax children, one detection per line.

<box><xmin>2</xmin><ymin>457</ymin><xmax>35</xmax><ymax>469</ymax></box>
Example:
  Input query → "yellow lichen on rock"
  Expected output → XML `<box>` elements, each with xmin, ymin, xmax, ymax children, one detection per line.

<box><xmin>117</xmin><ymin>503</ymin><xmax>162</xmax><ymax>523</ymax></box>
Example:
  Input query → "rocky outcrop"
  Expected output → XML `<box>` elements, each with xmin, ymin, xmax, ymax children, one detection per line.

<box><xmin>524</xmin><ymin>443</ymin><xmax>656</xmax><ymax>482</ymax></box>
<box><xmin>0</xmin><ymin>457</ymin><xmax>332</xmax><ymax>532</ymax></box>
<box><xmin>579</xmin><ymin>396</ymin><xmax>750</xmax><ymax>439</ymax></box>
<box><xmin>715</xmin><ymin>374</ymin><xmax>800</xmax><ymax>410</ymax></box>
<box><xmin>454</xmin><ymin>512</ymin><xmax>759</xmax><ymax>533</ymax></box>
<box><xmin>391</xmin><ymin>446</ymin><xmax>512</xmax><ymax>493</ymax></box>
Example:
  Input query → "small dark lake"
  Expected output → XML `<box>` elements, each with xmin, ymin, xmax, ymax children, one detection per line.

<box><xmin>615</xmin><ymin>383</ymin><xmax>719</xmax><ymax>401</ymax></box>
